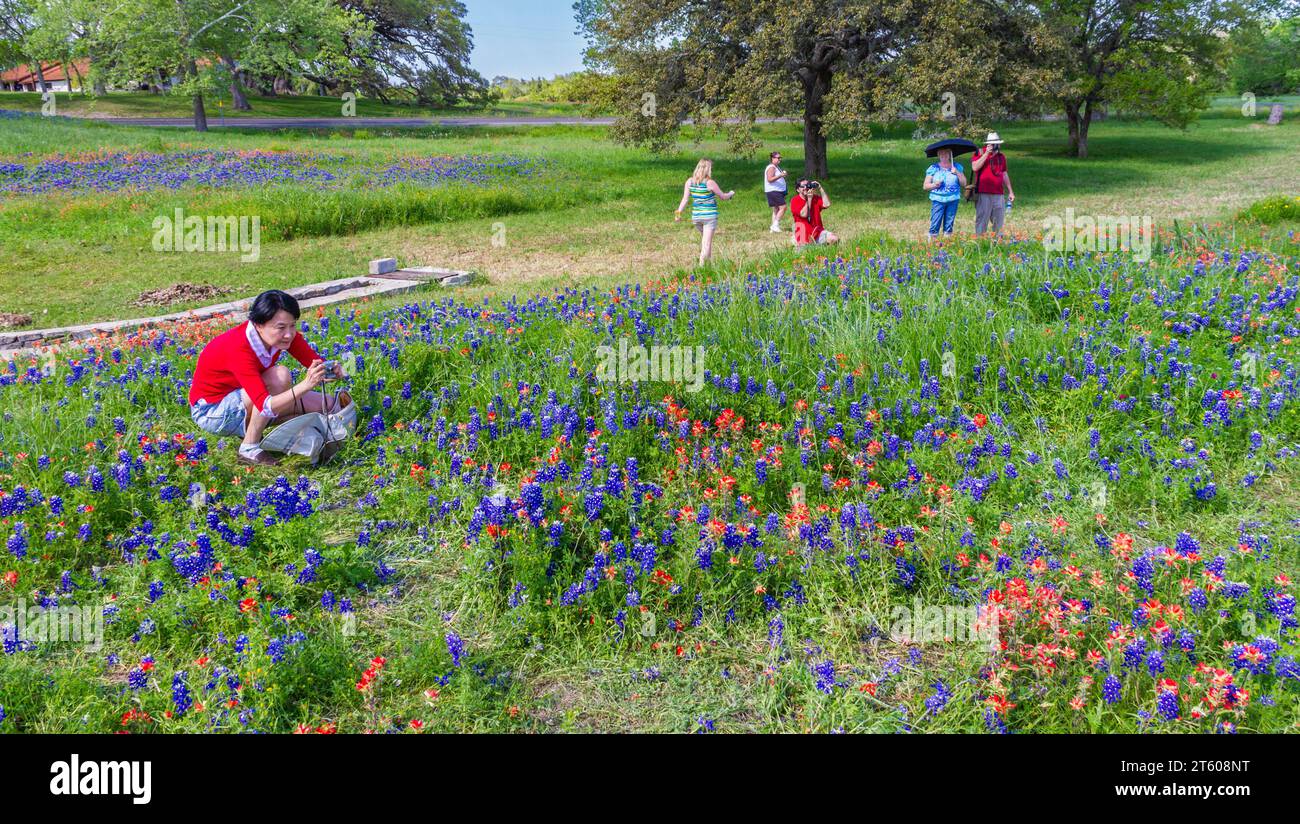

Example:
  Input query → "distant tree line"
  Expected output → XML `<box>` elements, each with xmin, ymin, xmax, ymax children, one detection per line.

<box><xmin>0</xmin><ymin>0</ymin><xmax>490</xmax><ymax>129</ymax></box>
<box><xmin>489</xmin><ymin>70</ymin><xmax>618</xmax><ymax>107</ymax></box>
<box><xmin>2</xmin><ymin>0</ymin><xmax>1294</xmax><ymax>151</ymax></box>
<box><xmin>575</xmin><ymin>0</ymin><xmax>1294</xmax><ymax>170</ymax></box>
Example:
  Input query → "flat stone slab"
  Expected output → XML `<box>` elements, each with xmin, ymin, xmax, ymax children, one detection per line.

<box><xmin>1</xmin><ymin>275</ymin><xmax>426</xmax><ymax>358</ymax></box>
<box><xmin>370</xmin><ymin>266</ymin><xmax>474</xmax><ymax>283</ymax></box>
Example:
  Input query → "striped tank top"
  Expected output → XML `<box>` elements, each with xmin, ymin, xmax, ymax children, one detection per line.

<box><xmin>689</xmin><ymin>180</ymin><xmax>718</xmax><ymax>221</ymax></box>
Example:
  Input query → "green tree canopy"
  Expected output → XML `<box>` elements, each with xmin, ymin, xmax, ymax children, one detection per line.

<box><xmin>1020</xmin><ymin>0</ymin><xmax>1263</xmax><ymax>157</ymax></box>
<box><xmin>1229</xmin><ymin>14</ymin><xmax>1300</xmax><ymax>95</ymax></box>
<box><xmin>576</xmin><ymin>0</ymin><xmax>1056</xmax><ymax>177</ymax></box>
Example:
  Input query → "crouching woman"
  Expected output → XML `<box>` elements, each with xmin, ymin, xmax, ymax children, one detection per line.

<box><xmin>188</xmin><ymin>289</ymin><xmax>345</xmax><ymax>466</ymax></box>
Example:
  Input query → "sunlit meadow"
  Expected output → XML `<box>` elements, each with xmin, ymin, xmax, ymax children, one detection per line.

<box><xmin>1</xmin><ymin>226</ymin><xmax>1298</xmax><ymax>732</ymax></box>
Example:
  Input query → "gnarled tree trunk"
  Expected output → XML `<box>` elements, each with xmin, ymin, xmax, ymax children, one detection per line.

<box><xmin>1077</xmin><ymin>99</ymin><xmax>1093</xmax><ymax>159</ymax></box>
<box><xmin>189</xmin><ymin>60</ymin><xmax>208</xmax><ymax>132</ymax></box>
<box><xmin>220</xmin><ymin>53</ymin><xmax>252</xmax><ymax>110</ymax></box>
<box><xmin>799</xmin><ymin>66</ymin><xmax>832</xmax><ymax>179</ymax></box>
<box><xmin>1065</xmin><ymin>101</ymin><xmax>1080</xmax><ymax>156</ymax></box>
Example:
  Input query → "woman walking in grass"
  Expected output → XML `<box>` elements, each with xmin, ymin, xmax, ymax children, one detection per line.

<box><xmin>764</xmin><ymin>151</ymin><xmax>789</xmax><ymax>232</ymax></box>
<box><xmin>675</xmin><ymin>158</ymin><xmax>735</xmax><ymax>266</ymax></box>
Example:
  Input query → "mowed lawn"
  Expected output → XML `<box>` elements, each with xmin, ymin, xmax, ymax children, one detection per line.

<box><xmin>1</xmin><ymin>98</ymin><xmax>1297</xmax><ymax>327</ymax></box>
<box><xmin>0</xmin><ymin>89</ymin><xmax>587</xmax><ymax>119</ymax></box>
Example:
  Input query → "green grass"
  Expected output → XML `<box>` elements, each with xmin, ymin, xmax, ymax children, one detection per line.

<box><xmin>0</xmin><ymin>90</ymin><xmax>589</xmax><ymax>119</ymax></box>
<box><xmin>0</xmin><ymin>99</ymin><xmax>1297</xmax><ymax>329</ymax></box>
<box><xmin>1</xmin><ymin>92</ymin><xmax>1297</xmax><ymax>735</ymax></box>
<box><xmin>1239</xmin><ymin>194</ymin><xmax>1300</xmax><ymax>225</ymax></box>
<box><xmin>0</xmin><ymin>230</ymin><xmax>1296</xmax><ymax>732</ymax></box>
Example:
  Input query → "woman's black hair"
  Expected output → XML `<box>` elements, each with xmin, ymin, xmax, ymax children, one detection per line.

<box><xmin>248</xmin><ymin>289</ymin><xmax>301</xmax><ymax>324</ymax></box>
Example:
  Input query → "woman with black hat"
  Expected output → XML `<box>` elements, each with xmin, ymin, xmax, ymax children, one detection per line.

<box><xmin>923</xmin><ymin>146</ymin><xmax>967</xmax><ymax>241</ymax></box>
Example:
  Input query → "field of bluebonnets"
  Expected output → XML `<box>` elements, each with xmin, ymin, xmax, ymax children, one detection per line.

<box><xmin>0</xmin><ymin>149</ymin><xmax>546</xmax><ymax>196</ymax></box>
<box><xmin>1</xmin><ymin>221</ymin><xmax>1299</xmax><ymax>732</ymax></box>
<box><xmin>0</xmin><ymin>111</ymin><xmax>577</xmax><ymax>254</ymax></box>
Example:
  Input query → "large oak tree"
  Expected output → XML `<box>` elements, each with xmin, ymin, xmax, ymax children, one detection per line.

<box><xmin>89</xmin><ymin>0</ymin><xmax>367</xmax><ymax>130</ymax></box>
<box><xmin>575</xmin><ymin>0</ymin><xmax>1053</xmax><ymax>177</ymax></box>
<box><xmin>1021</xmin><ymin>0</ymin><xmax>1263</xmax><ymax>157</ymax></box>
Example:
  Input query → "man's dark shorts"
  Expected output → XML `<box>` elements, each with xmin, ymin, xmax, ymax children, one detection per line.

<box><xmin>765</xmin><ymin>191</ymin><xmax>786</xmax><ymax>207</ymax></box>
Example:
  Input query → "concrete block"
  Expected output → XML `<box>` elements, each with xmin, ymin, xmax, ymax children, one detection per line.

<box><xmin>369</xmin><ymin>258</ymin><xmax>397</xmax><ymax>275</ymax></box>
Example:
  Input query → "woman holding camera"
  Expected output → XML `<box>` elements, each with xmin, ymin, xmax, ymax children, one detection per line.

<box><xmin>923</xmin><ymin>147</ymin><xmax>966</xmax><ymax>241</ymax></box>
<box><xmin>790</xmin><ymin>179</ymin><xmax>838</xmax><ymax>246</ymax></box>
<box><xmin>189</xmin><ymin>289</ymin><xmax>345</xmax><ymax>465</ymax></box>
<box><xmin>675</xmin><ymin>158</ymin><xmax>735</xmax><ymax>266</ymax></box>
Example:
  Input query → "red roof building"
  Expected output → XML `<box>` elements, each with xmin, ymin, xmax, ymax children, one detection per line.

<box><xmin>1</xmin><ymin>60</ymin><xmax>91</xmax><ymax>92</ymax></box>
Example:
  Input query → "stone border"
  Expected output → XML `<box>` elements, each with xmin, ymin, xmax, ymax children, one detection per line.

<box><xmin>0</xmin><ymin>274</ymin><xmax>430</xmax><ymax>357</ymax></box>
<box><xmin>373</xmin><ymin>267</ymin><xmax>474</xmax><ymax>287</ymax></box>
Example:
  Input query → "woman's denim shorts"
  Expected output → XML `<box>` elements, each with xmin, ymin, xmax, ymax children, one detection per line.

<box><xmin>191</xmin><ymin>389</ymin><xmax>247</xmax><ymax>437</ymax></box>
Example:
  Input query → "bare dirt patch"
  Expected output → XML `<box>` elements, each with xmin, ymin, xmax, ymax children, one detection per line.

<box><xmin>0</xmin><ymin>312</ymin><xmax>33</xmax><ymax>329</ymax></box>
<box><xmin>134</xmin><ymin>283</ymin><xmax>234</xmax><ymax>307</ymax></box>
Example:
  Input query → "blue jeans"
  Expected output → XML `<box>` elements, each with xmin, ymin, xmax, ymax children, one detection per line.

<box><xmin>929</xmin><ymin>199</ymin><xmax>959</xmax><ymax>236</ymax></box>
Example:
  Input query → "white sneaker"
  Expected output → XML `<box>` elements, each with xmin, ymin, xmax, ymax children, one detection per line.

<box><xmin>770</xmin><ymin>223</ymin><xmax>781</xmax><ymax>233</ymax></box>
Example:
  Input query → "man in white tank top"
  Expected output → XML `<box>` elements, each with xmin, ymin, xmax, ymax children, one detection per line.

<box><xmin>764</xmin><ymin>151</ymin><xmax>788</xmax><ymax>233</ymax></box>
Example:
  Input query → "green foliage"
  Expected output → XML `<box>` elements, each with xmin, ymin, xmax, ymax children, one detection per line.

<box><xmin>1011</xmin><ymin>0</ymin><xmax>1251</xmax><ymax>156</ymax></box>
<box><xmin>81</xmin><ymin>0</ymin><xmax>369</xmax><ymax>129</ymax></box>
<box><xmin>13</xmin><ymin>0</ymin><xmax>490</xmax><ymax>124</ymax></box>
<box><xmin>578</xmin><ymin>0</ymin><xmax>1056</xmax><ymax>177</ymax></box>
<box><xmin>1228</xmin><ymin>16</ymin><xmax>1300</xmax><ymax>96</ymax></box>
<box><xmin>1238</xmin><ymin>194</ymin><xmax>1300</xmax><ymax>225</ymax></box>
<box><xmin>491</xmin><ymin>71</ymin><xmax>617</xmax><ymax>109</ymax></box>
<box><xmin>342</xmin><ymin>0</ymin><xmax>488</xmax><ymax>107</ymax></box>
<box><xmin>1108</xmin><ymin>58</ymin><xmax>1217</xmax><ymax>129</ymax></box>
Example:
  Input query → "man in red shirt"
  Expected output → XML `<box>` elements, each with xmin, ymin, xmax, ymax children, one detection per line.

<box><xmin>790</xmin><ymin>179</ymin><xmax>839</xmax><ymax>247</ymax></box>
<box><xmin>189</xmin><ymin>290</ymin><xmax>344</xmax><ymax>465</ymax></box>
<box><xmin>970</xmin><ymin>131</ymin><xmax>1015</xmax><ymax>236</ymax></box>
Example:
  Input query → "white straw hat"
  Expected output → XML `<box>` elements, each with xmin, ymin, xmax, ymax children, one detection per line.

<box><xmin>985</xmin><ymin>131</ymin><xmax>1004</xmax><ymax>145</ymax></box>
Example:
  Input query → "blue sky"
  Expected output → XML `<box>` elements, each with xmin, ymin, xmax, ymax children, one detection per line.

<box><xmin>464</xmin><ymin>0</ymin><xmax>588</xmax><ymax>80</ymax></box>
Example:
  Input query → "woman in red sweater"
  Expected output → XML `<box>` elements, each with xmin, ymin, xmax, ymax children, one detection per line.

<box><xmin>189</xmin><ymin>290</ymin><xmax>344</xmax><ymax>465</ymax></box>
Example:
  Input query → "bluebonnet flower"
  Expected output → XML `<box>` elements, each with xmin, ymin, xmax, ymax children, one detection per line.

<box><xmin>1156</xmin><ymin>690</ymin><xmax>1179</xmax><ymax>721</ymax></box>
<box><xmin>895</xmin><ymin>556</ymin><xmax>918</xmax><ymax>590</ymax></box>
<box><xmin>446</xmin><ymin>631</ymin><xmax>465</xmax><ymax>667</ymax></box>
<box><xmin>1102</xmin><ymin>674</ymin><xmax>1122</xmax><ymax>705</ymax></box>
<box><xmin>768</xmin><ymin>615</ymin><xmax>784</xmax><ymax>650</ymax></box>
<box><xmin>1146</xmin><ymin>650</ymin><xmax>1165</xmax><ymax>676</ymax></box>
<box><xmin>6</xmin><ymin>524</ymin><xmax>27</xmax><ymax>559</ymax></box>
<box><xmin>171</xmin><ymin>672</ymin><xmax>192</xmax><ymax>716</ymax></box>
<box><xmin>811</xmin><ymin>659</ymin><xmax>837</xmax><ymax>694</ymax></box>
<box><xmin>924</xmin><ymin>681</ymin><xmax>952</xmax><ymax>715</ymax></box>
<box><xmin>984</xmin><ymin>708</ymin><xmax>1008</xmax><ymax>734</ymax></box>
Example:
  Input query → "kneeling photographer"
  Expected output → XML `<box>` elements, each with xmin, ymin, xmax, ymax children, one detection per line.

<box><xmin>188</xmin><ymin>289</ymin><xmax>353</xmax><ymax>466</ymax></box>
<box><xmin>791</xmin><ymin>179</ymin><xmax>839</xmax><ymax>247</ymax></box>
